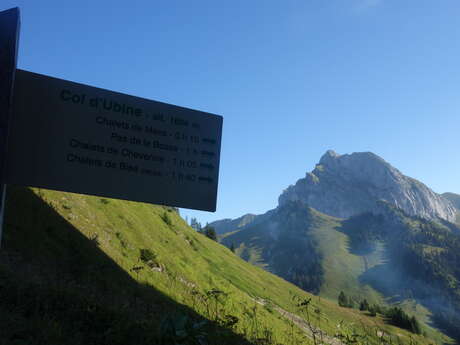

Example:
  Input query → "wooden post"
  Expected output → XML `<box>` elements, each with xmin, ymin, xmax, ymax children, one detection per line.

<box><xmin>0</xmin><ymin>7</ymin><xmax>20</xmax><ymax>248</ymax></box>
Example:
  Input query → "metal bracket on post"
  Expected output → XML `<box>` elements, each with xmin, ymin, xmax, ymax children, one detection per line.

<box><xmin>0</xmin><ymin>7</ymin><xmax>20</xmax><ymax>248</ymax></box>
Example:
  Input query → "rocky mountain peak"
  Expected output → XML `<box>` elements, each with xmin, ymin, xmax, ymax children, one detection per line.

<box><xmin>319</xmin><ymin>149</ymin><xmax>341</xmax><ymax>165</ymax></box>
<box><xmin>279</xmin><ymin>151</ymin><xmax>457</xmax><ymax>222</ymax></box>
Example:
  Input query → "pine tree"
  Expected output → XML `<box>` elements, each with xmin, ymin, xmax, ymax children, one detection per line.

<box><xmin>359</xmin><ymin>299</ymin><xmax>370</xmax><ymax>311</ymax></box>
<box><xmin>368</xmin><ymin>305</ymin><xmax>377</xmax><ymax>317</ymax></box>
<box><xmin>230</xmin><ymin>243</ymin><xmax>235</xmax><ymax>253</ymax></box>
<box><xmin>338</xmin><ymin>291</ymin><xmax>348</xmax><ymax>307</ymax></box>
<box><xmin>203</xmin><ymin>226</ymin><xmax>217</xmax><ymax>242</ymax></box>
<box><xmin>410</xmin><ymin>316</ymin><xmax>421</xmax><ymax>334</ymax></box>
<box><xmin>190</xmin><ymin>218</ymin><xmax>202</xmax><ymax>231</ymax></box>
<box><xmin>347</xmin><ymin>298</ymin><xmax>355</xmax><ymax>309</ymax></box>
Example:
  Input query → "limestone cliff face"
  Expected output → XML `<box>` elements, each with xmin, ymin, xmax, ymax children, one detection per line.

<box><xmin>278</xmin><ymin>150</ymin><xmax>457</xmax><ymax>222</ymax></box>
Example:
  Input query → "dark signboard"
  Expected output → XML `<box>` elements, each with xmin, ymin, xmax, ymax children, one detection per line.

<box><xmin>7</xmin><ymin>69</ymin><xmax>223</xmax><ymax>211</ymax></box>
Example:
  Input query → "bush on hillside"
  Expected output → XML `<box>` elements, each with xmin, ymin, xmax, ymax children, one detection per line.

<box><xmin>385</xmin><ymin>307</ymin><xmax>421</xmax><ymax>334</ymax></box>
<box><xmin>338</xmin><ymin>291</ymin><xmax>354</xmax><ymax>308</ymax></box>
<box><xmin>201</xmin><ymin>226</ymin><xmax>218</xmax><ymax>242</ymax></box>
<box><xmin>359</xmin><ymin>299</ymin><xmax>370</xmax><ymax>311</ymax></box>
<box><xmin>161</xmin><ymin>212</ymin><xmax>173</xmax><ymax>226</ymax></box>
<box><xmin>139</xmin><ymin>248</ymin><xmax>159</xmax><ymax>268</ymax></box>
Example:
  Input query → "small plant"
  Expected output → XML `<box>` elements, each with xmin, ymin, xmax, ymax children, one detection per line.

<box><xmin>205</xmin><ymin>288</ymin><xmax>228</xmax><ymax>321</ymax></box>
<box><xmin>139</xmin><ymin>248</ymin><xmax>158</xmax><ymax>267</ymax></box>
<box><xmin>99</xmin><ymin>198</ymin><xmax>110</xmax><ymax>205</ymax></box>
<box><xmin>190</xmin><ymin>240</ymin><xmax>198</xmax><ymax>251</ymax></box>
<box><xmin>264</xmin><ymin>302</ymin><xmax>274</xmax><ymax>314</ymax></box>
<box><xmin>130</xmin><ymin>265</ymin><xmax>144</xmax><ymax>279</ymax></box>
<box><xmin>115</xmin><ymin>232</ymin><xmax>128</xmax><ymax>249</ymax></box>
<box><xmin>221</xmin><ymin>314</ymin><xmax>239</xmax><ymax>329</ymax></box>
<box><xmin>336</xmin><ymin>327</ymin><xmax>365</xmax><ymax>345</ymax></box>
<box><xmin>161</xmin><ymin>212</ymin><xmax>172</xmax><ymax>226</ymax></box>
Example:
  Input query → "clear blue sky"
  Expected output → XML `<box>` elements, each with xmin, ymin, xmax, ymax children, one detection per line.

<box><xmin>3</xmin><ymin>0</ymin><xmax>460</xmax><ymax>224</ymax></box>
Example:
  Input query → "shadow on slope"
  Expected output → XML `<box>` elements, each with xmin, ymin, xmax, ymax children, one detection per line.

<box><xmin>0</xmin><ymin>186</ymin><xmax>255</xmax><ymax>345</ymax></box>
<box><xmin>337</xmin><ymin>213</ymin><xmax>460</xmax><ymax>343</ymax></box>
<box><xmin>336</xmin><ymin>213</ymin><xmax>385</xmax><ymax>256</ymax></box>
<box><xmin>359</xmin><ymin>262</ymin><xmax>408</xmax><ymax>303</ymax></box>
<box><xmin>357</xmin><ymin>242</ymin><xmax>460</xmax><ymax>343</ymax></box>
<box><xmin>358</xmin><ymin>260</ymin><xmax>460</xmax><ymax>343</ymax></box>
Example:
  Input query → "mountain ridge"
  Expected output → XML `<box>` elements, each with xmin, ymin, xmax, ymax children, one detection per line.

<box><xmin>212</xmin><ymin>151</ymin><xmax>457</xmax><ymax>236</ymax></box>
<box><xmin>213</xmin><ymin>150</ymin><xmax>460</xmax><ymax>341</ymax></box>
<box><xmin>278</xmin><ymin>150</ymin><xmax>457</xmax><ymax>222</ymax></box>
<box><xmin>210</xmin><ymin>213</ymin><xmax>258</xmax><ymax>235</ymax></box>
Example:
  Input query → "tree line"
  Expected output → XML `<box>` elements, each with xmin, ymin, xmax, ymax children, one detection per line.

<box><xmin>338</xmin><ymin>291</ymin><xmax>421</xmax><ymax>334</ymax></box>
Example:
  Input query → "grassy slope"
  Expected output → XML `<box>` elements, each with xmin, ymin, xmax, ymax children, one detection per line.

<box><xmin>210</xmin><ymin>214</ymin><xmax>258</xmax><ymax>235</ymax></box>
<box><xmin>223</xmin><ymin>208</ymin><xmax>450</xmax><ymax>344</ymax></box>
<box><xmin>0</xmin><ymin>187</ymin><xmax>450</xmax><ymax>345</ymax></box>
<box><xmin>309</xmin><ymin>212</ymin><xmax>385</xmax><ymax>304</ymax></box>
<box><xmin>316</xmin><ymin>216</ymin><xmax>440</xmax><ymax>335</ymax></box>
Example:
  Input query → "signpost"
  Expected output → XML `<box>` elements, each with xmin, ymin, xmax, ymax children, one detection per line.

<box><xmin>0</xmin><ymin>7</ymin><xmax>223</xmax><ymax>247</ymax></box>
<box><xmin>0</xmin><ymin>8</ymin><xmax>20</xmax><ymax>247</ymax></box>
<box><xmin>7</xmin><ymin>70</ymin><xmax>222</xmax><ymax>212</ymax></box>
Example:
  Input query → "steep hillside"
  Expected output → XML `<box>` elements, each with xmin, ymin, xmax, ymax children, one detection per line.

<box><xmin>211</xmin><ymin>210</ymin><xmax>275</xmax><ymax>236</ymax></box>
<box><xmin>1</xmin><ymin>186</ymin><xmax>447</xmax><ymax>345</ymax></box>
<box><xmin>222</xmin><ymin>200</ymin><xmax>460</xmax><ymax>342</ymax></box>
<box><xmin>342</xmin><ymin>203</ymin><xmax>460</xmax><ymax>340</ymax></box>
<box><xmin>209</xmin><ymin>213</ymin><xmax>258</xmax><ymax>235</ymax></box>
<box><xmin>216</xmin><ymin>150</ymin><xmax>460</xmax><ymax>342</ymax></box>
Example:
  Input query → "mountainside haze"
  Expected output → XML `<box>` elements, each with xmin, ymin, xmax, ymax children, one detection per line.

<box><xmin>214</xmin><ymin>150</ymin><xmax>460</xmax><ymax>342</ymax></box>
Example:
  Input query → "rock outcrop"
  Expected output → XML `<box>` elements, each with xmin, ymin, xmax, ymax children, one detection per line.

<box><xmin>443</xmin><ymin>192</ymin><xmax>460</xmax><ymax>210</ymax></box>
<box><xmin>278</xmin><ymin>150</ymin><xmax>457</xmax><ymax>222</ymax></box>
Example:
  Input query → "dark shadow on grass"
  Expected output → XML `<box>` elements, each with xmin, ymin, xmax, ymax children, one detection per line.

<box><xmin>358</xmin><ymin>252</ymin><xmax>460</xmax><ymax>344</ymax></box>
<box><xmin>358</xmin><ymin>263</ymin><xmax>407</xmax><ymax>303</ymax></box>
<box><xmin>335</xmin><ymin>214</ymin><xmax>459</xmax><ymax>343</ymax></box>
<box><xmin>334</xmin><ymin>214</ymin><xmax>383</xmax><ymax>256</ymax></box>
<box><xmin>0</xmin><ymin>186</ymin><xmax>255</xmax><ymax>345</ymax></box>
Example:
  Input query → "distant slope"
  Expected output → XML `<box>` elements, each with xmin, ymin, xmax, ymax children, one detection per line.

<box><xmin>209</xmin><ymin>213</ymin><xmax>258</xmax><ymax>235</ymax></box>
<box><xmin>443</xmin><ymin>193</ymin><xmax>460</xmax><ymax>224</ymax></box>
<box><xmin>222</xmin><ymin>201</ymin><xmax>459</xmax><ymax>342</ymax></box>
<box><xmin>310</xmin><ymin>216</ymin><xmax>386</xmax><ymax>304</ymax></box>
<box><xmin>443</xmin><ymin>192</ymin><xmax>460</xmax><ymax>210</ymax></box>
<box><xmin>222</xmin><ymin>202</ymin><xmax>388</xmax><ymax>304</ymax></box>
<box><xmin>216</xmin><ymin>150</ymin><xmax>460</xmax><ymax>341</ymax></box>
<box><xmin>1</xmin><ymin>187</ymin><xmax>447</xmax><ymax>345</ymax></box>
<box><xmin>210</xmin><ymin>210</ymin><xmax>275</xmax><ymax>235</ymax></box>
